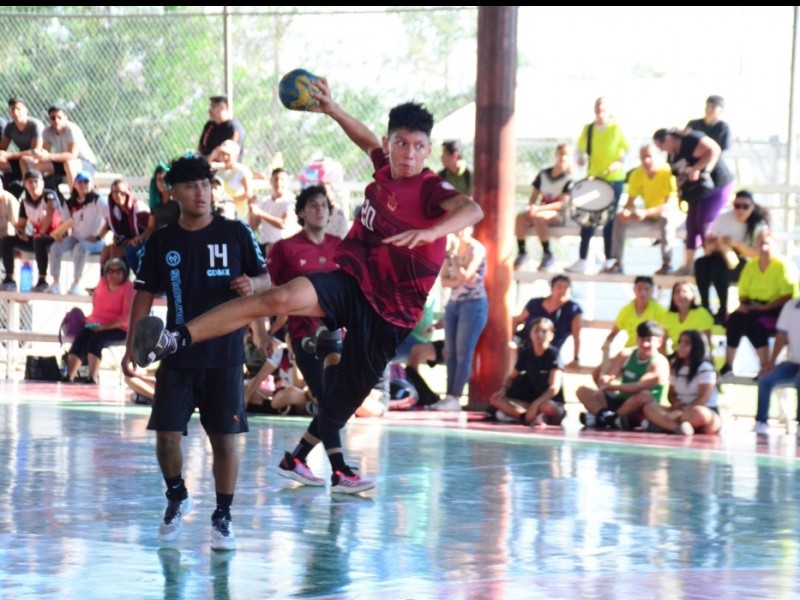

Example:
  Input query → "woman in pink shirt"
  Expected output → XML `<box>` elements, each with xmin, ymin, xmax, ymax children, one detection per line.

<box><xmin>64</xmin><ymin>257</ymin><xmax>134</xmax><ymax>383</ymax></box>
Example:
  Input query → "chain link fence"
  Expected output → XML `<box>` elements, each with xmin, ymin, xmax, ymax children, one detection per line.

<box><xmin>0</xmin><ymin>6</ymin><xmax>797</xmax><ymax>210</ymax></box>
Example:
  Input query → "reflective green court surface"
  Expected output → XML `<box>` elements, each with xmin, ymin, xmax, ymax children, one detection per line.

<box><xmin>0</xmin><ymin>381</ymin><xmax>798</xmax><ymax>599</ymax></box>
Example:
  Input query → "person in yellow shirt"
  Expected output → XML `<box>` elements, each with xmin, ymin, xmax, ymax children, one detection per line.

<box><xmin>567</xmin><ymin>96</ymin><xmax>630</xmax><ymax>274</ymax></box>
<box><xmin>659</xmin><ymin>280</ymin><xmax>714</xmax><ymax>355</ymax></box>
<box><xmin>594</xmin><ymin>276</ymin><xmax>666</xmax><ymax>381</ymax></box>
<box><xmin>720</xmin><ymin>229</ymin><xmax>798</xmax><ymax>379</ymax></box>
<box><xmin>603</xmin><ymin>144</ymin><xmax>681</xmax><ymax>275</ymax></box>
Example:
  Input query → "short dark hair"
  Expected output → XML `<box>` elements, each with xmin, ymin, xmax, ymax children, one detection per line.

<box><xmin>271</xmin><ymin>167</ymin><xmax>287</xmax><ymax>177</ymax></box>
<box><xmin>164</xmin><ymin>154</ymin><xmax>214</xmax><ymax>186</ymax></box>
<box><xmin>735</xmin><ymin>189</ymin><xmax>754</xmax><ymax>204</ymax></box>
<box><xmin>8</xmin><ymin>96</ymin><xmax>25</xmax><ymax>108</ymax></box>
<box><xmin>442</xmin><ymin>140</ymin><xmax>462</xmax><ymax>155</ymax></box>
<box><xmin>550</xmin><ymin>274</ymin><xmax>571</xmax><ymax>288</ymax></box>
<box><xmin>634</xmin><ymin>275</ymin><xmax>655</xmax><ymax>287</ymax></box>
<box><xmin>637</xmin><ymin>320</ymin><xmax>664</xmax><ymax>339</ymax></box>
<box><xmin>209</xmin><ymin>94</ymin><xmax>228</xmax><ymax>105</ymax></box>
<box><xmin>706</xmin><ymin>95</ymin><xmax>725</xmax><ymax>108</ymax></box>
<box><xmin>47</xmin><ymin>103</ymin><xmax>66</xmax><ymax>116</ymax></box>
<box><xmin>295</xmin><ymin>184</ymin><xmax>332</xmax><ymax>227</ymax></box>
<box><xmin>388</xmin><ymin>102</ymin><xmax>434</xmax><ymax>137</ymax></box>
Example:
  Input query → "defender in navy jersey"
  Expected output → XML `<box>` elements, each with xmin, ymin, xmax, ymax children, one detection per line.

<box><xmin>122</xmin><ymin>155</ymin><xmax>269</xmax><ymax>551</ymax></box>
<box><xmin>132</xmin><ymin>77</ymin><xmax>483</xmax><ymax>494</ymax></box>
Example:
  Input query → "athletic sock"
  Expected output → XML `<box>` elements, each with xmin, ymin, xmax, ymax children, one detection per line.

<box><xmin>165</xmin><ymin>475</ymin><xmax>186</xmax><ymax>501</ymax></box>
<box><xmin>542</xmin><ymin>241</ymin><xmax>551</xmax><ymax>254</ymax></box>
<box><xmin>214</xmin><ymin>493</ymin><xmax>233</xmax><ymax>519</ymax></box>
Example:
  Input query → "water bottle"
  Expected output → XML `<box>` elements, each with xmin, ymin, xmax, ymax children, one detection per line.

<box><xmin>20</xmin><ymin>261</ymin><xmax>33</xmax><ymax>292</ymax></box>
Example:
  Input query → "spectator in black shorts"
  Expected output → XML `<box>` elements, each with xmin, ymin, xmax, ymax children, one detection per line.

<box><xmin>121</xmin><ymin>154</ymin><xmax>269</xmax><ymax>551</ymax></box>
<box><xmin>489</xmin><ymin>317</ymin><xmax>566</xmax><ymax>427</ymax></box>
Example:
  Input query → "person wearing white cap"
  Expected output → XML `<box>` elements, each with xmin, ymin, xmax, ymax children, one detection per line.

<box><xmin>47</xmin><ymin>170</ymin><xmax>109</xmax><ymax>295</ymax></box>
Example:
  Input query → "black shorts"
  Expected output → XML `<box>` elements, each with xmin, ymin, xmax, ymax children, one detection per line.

<box><xmin>603</xmin><ymin>391</ymin><xmax>628</xmax><ymax>412</ymax></box>
<box><xmin>148</xmin><ymin>365</ymin><xmax>248</xmax><ymax>435</ymax></box>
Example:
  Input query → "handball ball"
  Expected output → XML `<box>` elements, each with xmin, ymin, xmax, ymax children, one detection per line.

<box><xmin>278</xmin><ymin>68</ymin><xmax>321</xmax><ymax>111</ymax></box>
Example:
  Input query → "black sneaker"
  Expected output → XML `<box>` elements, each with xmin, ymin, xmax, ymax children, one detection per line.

<box><xmin>596</xmin><ymin>410</ymin><xmax>616</xmax><ymax>429</ymax></box>
<box><xmin>719</xmin><ymin>363</ymin><xmax>733</xmax><ymax>379</ymax></box>
<box><xmin>513</xmin><ymin>252</ymin><xmax>530</xmax><ymax>270</ymax></box>
<box><xmin>133</xmin><ymin>316</ymin><xmax>178</xmax><ymax>368</ymax></box>
<box><xmin>32</xmin><ymin>279</ymin><xmax>48</xmax><ymax>293</ymax></box>
<box><xmin>579</xmin><ymin>412</ymin><xmax>596</xmax><ymax>428</ymax></box>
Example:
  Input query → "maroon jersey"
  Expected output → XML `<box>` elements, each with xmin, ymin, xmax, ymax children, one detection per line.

<box><xmin>268</xmin><ymin>230</ymin><xmax>341</xmax><ymax>341</ymax></box>
<box><xmin>335</xmin><ymin>148</ymin><xmax>459</xmax><ymax>327</ymax></box>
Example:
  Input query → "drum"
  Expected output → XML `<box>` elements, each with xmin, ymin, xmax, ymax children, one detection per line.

<box><xmin>569</xmin><ymin>178</ymin><xmax>616</xmax><ymax>228</ymax></box>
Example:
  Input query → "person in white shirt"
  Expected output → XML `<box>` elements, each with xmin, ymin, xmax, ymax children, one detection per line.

<box><xmin>47</xmin><ymin>171</ymin><xmax>109</xmax><ymax>295</ymax></box>
<box><xmin>250</xmin><ymin>167</ymin><xmax>298</xmax><ymax>256</ymax></box>
<box><xmin>23</xmin><ymin>104</ymin><xmax>97</xmax><ymax>188</ymax></box>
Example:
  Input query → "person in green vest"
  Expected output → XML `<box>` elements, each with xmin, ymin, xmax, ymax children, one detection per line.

<box><xmin>576</xmin><ymin>319</ymin><xmax>670</xmax><ymax>429</ymax></box>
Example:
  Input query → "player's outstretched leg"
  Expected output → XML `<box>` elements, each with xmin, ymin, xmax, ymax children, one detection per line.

<box><xmin>134</xmin><ymin>316</ymin><xmax>178</xmax><ymax>368</ymax></box>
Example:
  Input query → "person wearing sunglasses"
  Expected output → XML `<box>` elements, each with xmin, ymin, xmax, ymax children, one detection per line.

<box><xmin>63</xmin><ymin>257</ymin><xmax>133</xmax><ymax>383</ymax></box>
<box><xmin>693</xmin><ymin>190</ymin><xmax>770</xmax><ymax>325</ymax></box>
<box><xmin>23</xmin><ymin>103</ymin><xmax>97</xmax><ymax>190</ymax></box>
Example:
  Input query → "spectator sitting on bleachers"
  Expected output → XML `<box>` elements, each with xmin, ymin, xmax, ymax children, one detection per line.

<box><xmin>23</xmin><ymin>103</ymin><xmax>97</xmax><ymax>189</ymax></box>
<box><xmin>577</xmin><ymin>320</ymin><xmax>670</xmax><ymax>430</ymax></box>
<box><xmin>63</xmin><ymin>257</ymin><xmax>133</xmax><ymax>383</ymax></box>
<box><xmin>100</xmin><ymin>178</ymin><xmax>150</xmax><ymax>274</ymax></box>
<box><xmin>0</xmin><ymin>178</ymin><xmax>20</xmax><ymax>243</ymax></box>
<box><xmin>694</xmin><ymin>190</ymin><xmax>769</xmax><ymax>325</ymax></box>
<box><xmin>602</xmin><ymin>143</ymin><xmax>681</xmax><ymax>275</ymax></box>
<box><xmin>510</xmin><ymin>273</ymin><xmax>582</xmax><ymax>371</ymax></box>
<box><xmin>640</xmin><ymin>329</ymin><xmax>721</xmax><ymax>435</ymax></box>
<box><xmin>755</xmin><ymin>296</ymin><xmax>800</xmax><ymax>435</ymax></box>
<box><xmin>47</xmin><ymin>171</ymin><xmax>109</xmax><ymax>296</ymax></box>
<box><xmin>139</xmin><ymin>161</ymin><xmax>178</xmax><ymax>243</ymax></box>
<box><xmin>1</xmin><ymin>169</ymin><xmax>61</xmax><ymax>292</ymax></box>
<box><xmin>720</xmin><ymin>229</ymin><xmax>798</xmax><ymax>379</ymax></box>
<box><xmin>600</xmin><ymin>276</ymin><xmax>667</xmax><ymax>369</ymax></box>
<box><xmin>216</xmin><ymin>139</ymin><xmax>254</xmax><ymax>222</ymax></box>
<box><xmin>659</xmin><ymin>280</ymin><xmax>714</xmax><ymax>355</ymax></box>
<box><xmin>0</xmin><ymin>97</ymin><xmax>44</xmax><ymax>195</ymax></box>
<box><xmin>250</xmin><ymin>167</ymin><xmax>297</xmax><ymax>258</ymax></box>
<box><xmin>513</xmin><ymin>142</ymin><xmax>574</xmax><ymax>271</ymax></box>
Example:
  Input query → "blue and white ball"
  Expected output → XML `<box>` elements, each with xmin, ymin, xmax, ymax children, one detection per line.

<box><xmin>278</xmin><ymin>68</ymin><xmax>321</xmax><ymax>111</ymax></box>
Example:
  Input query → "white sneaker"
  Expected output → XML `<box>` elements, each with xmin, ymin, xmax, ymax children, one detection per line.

<box><xmin>678</xmin><ymin>421</ymin><xmax>695</xmax><ymax>436</ymax></box>
<box><xmin>46</xmin><ymin>283</ymin><xmax>61</xmax><ymax>295</ymax></box>
<box><xmin>753</xmin><ymin>421</ymin><xmax>769</xmax><ymax>435</ymax></box>
<box><xmin>211</xmin><ymin>515</ymin><xmax>236</xmax><ymax>551</ymax></box>
<box><xmin>565</xmin><ymin>259</ymin><xmax>589</xmax><ymax>274</ymax></box>
<box><xmin>495</xmin><ymin>410</ymin><xmax>518</xmax><ymax>423</ymax></box>
<box><xmin>601</xmin><ymin>258</ymin><xmax>617</xmax><ymax>271</ymax></box>
<box><xmin>68</xmin><ymin>282</ymin><xmax>83</xmax><ymax>296</ymax></box>
<box><xmin>159</xmin><ymin>495</ymin><xmax>193</xmax><ymax>543</ymax></box>
<box><xmin>429</xmin><ymin>395</ymin><xmax>462</xmax><ymax>412</ymax></box>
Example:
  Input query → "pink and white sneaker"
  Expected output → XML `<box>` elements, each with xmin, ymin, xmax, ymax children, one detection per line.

<box><xmin>276</xmin><ymin>452</ymin><xmax>325</xmax><ymax>486</ymax></box>
<box><xmin>330</xmin><ymin>467</ymin><xmax>375</xmax><ymax>494</ymax></box>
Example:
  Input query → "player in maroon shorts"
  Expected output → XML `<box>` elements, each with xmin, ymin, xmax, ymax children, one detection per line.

<box><xmin>132</xmin><ymin>76</ymin><xmax>484</xmax><ymax>493</ymax></box>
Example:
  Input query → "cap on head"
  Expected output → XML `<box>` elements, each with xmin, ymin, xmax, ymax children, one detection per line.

<box><xmin>637</xmin><ymin>320</ymin><xmax>665</xmax><ymax>339</ymax></box>
<box><xmin>75</xmin><ymin>171</ymin><xmax>92</xmax><ymax>184</ymax></box>
<box><xmin>706</xmin><ymin>95</ymin><xmax>725</xmax><ymax>108</ymax></box>
<box><xmin>209</xmin><ymin>94</ymin><xmax>228</xmax><ymax>104</ymax></box>
<box><xmin>24</xmin><ymin>169</ymin><xmax>43</xmax><ymax>180</ymax></box>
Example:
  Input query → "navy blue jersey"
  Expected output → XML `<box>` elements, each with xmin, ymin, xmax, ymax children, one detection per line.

<box><xmin>136</xmin><ymin>214</ymin><xmax>266</xmax><ymax>369</ymax></box>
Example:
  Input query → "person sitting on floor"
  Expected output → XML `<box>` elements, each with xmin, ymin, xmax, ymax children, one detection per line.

<box><xmin>640</xmin><ymin>329</ymin><xmax>721</xmax><ymax>435</ymax></box>
<box><xmin>489</xmin><ymin>317</ymin><xmax>565</xmax><ymax>427</ymax></box>
<box><xmin>577</xmin><ymin>320</ymin><xmax>670</xmax><ymax>430</ymax></box>
<box><xmin>63</xmin><ymin>258</ymin><xmax>133</xmax><ymax>383</ymax></box>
